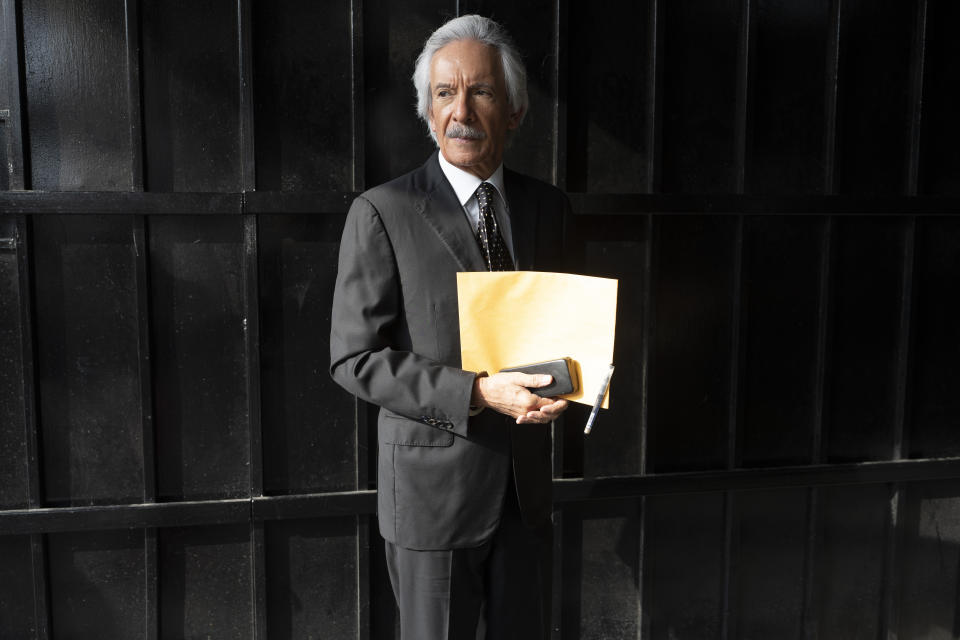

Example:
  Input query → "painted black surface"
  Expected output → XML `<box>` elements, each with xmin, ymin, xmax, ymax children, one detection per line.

<box><xmin>253</xmin><ymin>0</ymin><xmax>354</xmax><ymax>192</ymax></box>
<box><xmin>2</xmin><ymin>1</ymin><xmax>960</xmax><ymax>638</ymax></box>
<box><xmin>258</xmin><ymin>214</ymin><xmax>357</xmax><ymax>495</ymax></box>
<box><xmin>739</xmin><ymin>216</ymin><xmax>824</xmax><ymax>466</ymax></box>
<box><xmin>150</xmin><ymin>216</ymin><xmax>249</xmax><ymax>500</ymax></box>
<box><xmin>32</xmin><ymin>215</ymin><xmax>143</xmax><ymax>506</ymax></box>
<box><xmin>0</xmin><ymin>216</ymin><xmax>27</xmax><ymax>509</ymax></box>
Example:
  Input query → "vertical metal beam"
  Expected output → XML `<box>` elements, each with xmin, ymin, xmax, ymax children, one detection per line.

<box><xmin>879</xmin><ymin>216</ymin><xmax>917</xmax><ymax>639</ymax></box>
<box><xmin>123</xmin><ymin>0</ymin><xmax>144</xmax><ymax>191</ymax></box>
<box><xmin>243</xmin><ymin>212</ymin><xmax>266</xmax><ymax>639</ymax></box>
<box><xmin>5</xmin><ymin>2</ymin><xmax>47</xmax><ymax>633</ymax></box>
<box><xmin>0</xmin><ymin>0</ymin><xmax>28</xmax><ymax>189</ymax></box>
<box><xmin>905</xmin><ymin>0</ymin><xmax>928</xmax><ymax>196</ymax></box>
<box><xmin>799</xmin><ymin>217</ymin><xmax>834</xmax><ymax>638</ymax></box>
<box><xmin>646</xmin><ymin>0</ymin><xmax>661</xmax><ymax>194</ymax></box>
<box><xmin>720</xmin><ymin>215</ymin><xmax>745</xmax><ymax>640</ymax></box>
<box><xmin>236</xmin><ymin>2</ymin><xmax>265</xmax><ymax>638</ymax></box>
<box><xmin>823</xmin><ymin>0</ymin><xmax>842</xmax><ymax>194</ymax></box>
<box><xmin>351</xmin><ymin>0</ymin><xmax>365</xmax><ymax>192</ymax></box>
<box><xmin>238</xmin><ymin>0</ymin><xmax>255</xmax><ymax>192</ymax></box>
<box><xmin>552</xmin><ymin>0</ymin><xmax>566</xmax><ymax>189</ymax></box>
<box><xmin>733</xmin><ymin>0</ymin><xmax>753</xmax><ymax>193</ymax></box>
<box><xmin>635</xmin><ymin>213</ymin><xmax>656</xmax><ymax>639</ymax></box>
<box><xmin>125</xmin><ymin>3</ymin><xmax>156</xmax><ymax>634</ymax></box>
<box><xmin>811</xmin><ymin>218</ymin><xmax>833</xmax><ymax>464</ymax></box>
<box><xmin>133</xmin><ymin>212</ymin><xmax>158</xmax><ymax>639</ymax></box>
<box><xmin>16</xmin><ymin>216</ymin><xmax>49</xmax><ymax>638</ymax></box>
<box><xmin>551</xmin><ymin>3</ymin><xmax>568</xmax><ymax>629</ymax></box>
<box><xmin>144</xmin><ymin>527</ymin><xmax>158</xmax><ymax>640</ymax></box>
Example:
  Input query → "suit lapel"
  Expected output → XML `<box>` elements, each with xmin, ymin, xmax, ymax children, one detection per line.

<box><xmin>505</xmin><ymin>169</ymin><xmax>537</xmax><ymax>271</ymax></box>
<box><xmin>414</xmin><ymin>153</ymin><xmax>488</xmax><ymax>272</ymax></box>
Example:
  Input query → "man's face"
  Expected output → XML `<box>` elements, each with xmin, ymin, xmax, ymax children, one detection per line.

<box><xmin>428</xmin><ymin>39</ymin><xmax>522</xmax><ymax>179</ymax></box>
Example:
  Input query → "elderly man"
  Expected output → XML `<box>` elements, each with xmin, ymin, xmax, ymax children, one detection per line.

<box><xmin>330</xmin><ymin>14</ymin><xmax>571</xmax><ymax>639</ymax></box>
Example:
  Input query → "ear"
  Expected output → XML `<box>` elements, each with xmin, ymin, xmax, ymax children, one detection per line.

<box><xmin>428</xmin><ymin>105</ymin><xmax>438</xmax><ymax>136</ymax></box>
<box><xmin>507</xmin><ymin>107</ymin><xmax>524</xmax><ymax>130</ymax></box>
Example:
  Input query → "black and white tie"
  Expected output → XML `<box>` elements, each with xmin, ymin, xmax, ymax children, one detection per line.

<box><xmin>475</xmin><ymin>182</ymin><xmax>512</xmax><ymax>271</ymax></box>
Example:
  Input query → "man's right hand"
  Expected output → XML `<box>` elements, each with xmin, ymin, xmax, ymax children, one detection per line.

<box><xmin>471</xmin><ymin>372</ymin><xmax>570</xmax><ymax>424</ymax></box>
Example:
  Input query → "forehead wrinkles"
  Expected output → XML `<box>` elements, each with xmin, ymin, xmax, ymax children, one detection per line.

<box><xmin>429</xmin><ymin>40</ymin><xmax>503</xmax><ymax>88</ymax></box>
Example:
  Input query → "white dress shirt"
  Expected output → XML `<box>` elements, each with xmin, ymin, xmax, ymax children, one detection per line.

<box><xmin>437</xmin><ymin>152</ymin><xmax>517</xmax><ymax>266</ymax></box>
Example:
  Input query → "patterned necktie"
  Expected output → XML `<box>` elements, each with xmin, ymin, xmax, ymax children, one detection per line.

<box><xmin>475</xmin><ymin>182</ymin><xmax>513</xmax><ymax>271</ymax></box>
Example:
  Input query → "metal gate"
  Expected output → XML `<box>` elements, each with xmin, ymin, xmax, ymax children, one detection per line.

<box><xmin>2</xmin><ymin>1</ymin><xmax>960</xmax><ymax>638</ymax></box>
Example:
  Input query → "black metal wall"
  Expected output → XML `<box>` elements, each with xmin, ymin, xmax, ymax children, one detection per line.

<box><xmin>2</xmin><ymin>0</ymin><xmax>960</xmax><ymax>638</ymax></box>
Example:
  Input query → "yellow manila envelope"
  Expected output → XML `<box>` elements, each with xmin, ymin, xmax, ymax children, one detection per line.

<box><xmin>457</xmin><ymin>271</ymin><xmax>618</xmax><ymax>408</ymax></box>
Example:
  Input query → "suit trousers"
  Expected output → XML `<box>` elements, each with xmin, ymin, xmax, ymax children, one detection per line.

<box><xmin>384</xmin><ymin>472</ymin><xmax>552</xmax><ymax>640</ymax></box>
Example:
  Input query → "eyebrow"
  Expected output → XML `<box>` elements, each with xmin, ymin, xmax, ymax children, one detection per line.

<box><xmin>433</xmin><ymin>82</ymin><xmax>495</xmax><ymax>92</ymax></box>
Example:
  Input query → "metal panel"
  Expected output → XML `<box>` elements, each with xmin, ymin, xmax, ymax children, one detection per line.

<box><xmin>0</xmin><ymin>215</ymin><xmax>27</xmax><ymax>509</ymax></box>
<box><xmin>264</xmin><ymin>517</ymin><xmax>360</xmax><ymax>638</ymax></box>
<box><xmin>746</xmin><ymin>0</ymin><xmax>831</xmax><ymax>194</ymax></box>
<box><xmin>659</xmin><ymin>0</ymin><xmax>742</xmax><ymax>193</ymax></box>
<box><xmin>259</xmin><ymin>214</ymin><xmax>357</xmax><ymax>495</ymax></box>
<box><xmin>739</xmin><ymin>216</ymin><xmax>825</xmax><ymax>466</ymax></box>
<box><xmin>253</xmin><ymin>0</ymin><xmax>354</xmax><ymax>191</ymax></box>
<box><xmin>834</xmin><ymin>0</ymin><xmax>916</xmax><ymax>194</ymax></box>
<box><xmin>140</xmin><ymin>0</ymin><xmax>241</xmax><ymax>191</ymax></box>
<box><xmin>918</xmin><ymin>0</ymin><xmax>960</xmax><ymax>194</ymax></box>
<box><xmin>566</xmin><ymin>0</ymin><xmax>656</xmax><ymax>192</ymax></box>
<box><xmin>149</xmin><ymin>216</ymin><xmax>249</xmax><ymax>500</ymax></box>
<box><xmin>32</xmin><ymin>215</ymin><xmax>144</xmax><ymax>506</ymax></box>
<box><xmin>812</xmin><ymin>485</ymin><xmax>887</xmax><ymax>639</ymax></box>
<box><xmin>158</xmin><ymin>524</ymin><xmax>252</xmax><ymax>639</ymax></box>
<box><xmin>908</xmin><ymin>217</ymin><xmax>960</xmax><ymax>458</ymax></box>
<box><xmin>20</xmin><ymin>0</ymin><xmax>135</xmax><ymax>190</ymax></box>
<box><xmin>896</xmin><ymin>480</ymin><xmax>960</xmax><ymax>638</ymax></box>
<box><xmin>648</xmin><ymin>216</ymin><xmax>738</xmax><ymax>472</ymax></box>
<box><xmin>825</xmin><ymin>217</ymin><xmax>907</xmax><ymax>462</ymax></box>
<box><xmin>0</xmin><ymin>534</ymin><xmax>37</xmax><ymax>636</ymax></box>
<box><xmin>643</xmin><ymin>494</ymin><xmax>725</xmax><ymax>638</ymax></box>
<box><xmin>47</xmin><ymin>529</ymin><xmax>145</xmax><ymax>637</ymax></box>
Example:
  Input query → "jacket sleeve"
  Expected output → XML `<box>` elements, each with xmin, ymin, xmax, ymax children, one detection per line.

<box><xmin>329</xmin><ymin>195</ymin><xmax>476</xmax><ymax>436</ymax></box>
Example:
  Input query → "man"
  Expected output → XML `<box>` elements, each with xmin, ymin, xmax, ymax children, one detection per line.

<box><xmin>330</xmin><ymin>14</ymin><xmax>571</xmax><ymax>639</ymax></box>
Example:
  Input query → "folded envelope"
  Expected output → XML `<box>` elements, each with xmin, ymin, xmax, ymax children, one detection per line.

<box><xmin>457</xmin><ymin>271</ymin><xmax>618</xmax><ymax>407</ymax></box>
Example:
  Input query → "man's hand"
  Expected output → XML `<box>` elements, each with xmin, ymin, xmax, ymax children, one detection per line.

<box><xmin>472</xmin><ymin>372</ymin><xmax>570</xmax><ymax>424</ymax></box>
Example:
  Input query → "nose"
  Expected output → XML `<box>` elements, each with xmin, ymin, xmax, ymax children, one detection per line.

<box><xmin>452</xmin><ymin>91</ymin><xmax>472</xmax><ymax>122</ymax></box>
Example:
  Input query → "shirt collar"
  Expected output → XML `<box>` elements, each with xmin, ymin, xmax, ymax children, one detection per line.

<box><xmin>437</xmin><ymin>152</ymin><xmax>506</xmax><ymax>207</ymax></box>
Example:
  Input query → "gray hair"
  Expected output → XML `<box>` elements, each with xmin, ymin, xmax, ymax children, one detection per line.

<box><xmin>412</xmin><ymin>15</ymin><xmax>528</xmax><ymax>142</ymax></box>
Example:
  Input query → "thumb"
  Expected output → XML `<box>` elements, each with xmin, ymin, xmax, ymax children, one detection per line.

<box><xmin>527</xmin><ymin>374</ymin><xmax>553</xmax><ymax>388</ymax></box>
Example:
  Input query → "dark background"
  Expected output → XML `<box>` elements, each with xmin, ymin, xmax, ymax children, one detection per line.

<box><xmin>2</xmin><ymin>0</ymin><xmax>960</xmax><ymax>638</ymax></box>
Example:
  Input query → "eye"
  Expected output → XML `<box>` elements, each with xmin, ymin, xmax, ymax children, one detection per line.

<box><xmin>436</xmin><ymin>89</ymin><xmax>452</xmax><ymax>98</ymax></box>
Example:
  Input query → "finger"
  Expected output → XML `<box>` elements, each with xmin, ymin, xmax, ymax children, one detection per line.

<box><xmin>500</xmin><ymin>372</ymin><xmax>552</xmax><ymax>388</ymax></box>
<box><xmin>539</xmin><ymin>399</ymin><xmax>570</xmax><ymax>417</ymax></box>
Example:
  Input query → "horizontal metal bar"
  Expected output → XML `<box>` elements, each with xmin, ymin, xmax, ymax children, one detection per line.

<box><xmin>567</xmin><ymin>193</ymin><xmax>960</xmax><ymax>216</ymax></box>
<box><xmin>0</xmin><ymin>192</ymin><xmax>243</xmax><ymax>215</ymax></box>
<box><xmin>2</xmin><ymin>458</ymin><xmax>959</xmax><ymax>535</ymax></box>
<box><xmin>0</xmin><ymin>499</ymin><xmax>250</xmax><ymax>536</ymax></box>
<box><xmin>553</xmin><ymin>457</ymin><xmax>960</xmax><ymax>504</ymax></box>
<box><xmin>0</xmin><ymin>237</ymin><xmax>15</xmax><ymax>250</ymax></box>
<box><xmin>243</xmin><ymin>190</ymin><xmax>357</xmax><ymax>214</ymax></box>
<box><xmin>2</xmin><ymin>191</ymin><xmax>960</xmax><ymax>217</ymax></box>
<box><xmin>251</xmin><ymin>489</ymin><xmax>378</xmax><ymax>521</ymax></box>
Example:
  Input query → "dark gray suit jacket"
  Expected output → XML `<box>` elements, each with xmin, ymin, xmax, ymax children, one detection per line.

<box><xmin>330</xmin><ymin>151</ymin><xmax>571</xmax><ymax>550</ymax></box>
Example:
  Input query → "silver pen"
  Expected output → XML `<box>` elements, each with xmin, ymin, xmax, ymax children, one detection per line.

<box><xmin>583</xmin><ymin>364</ymin><xmax>615</xmax><ymax>435</ymax></box>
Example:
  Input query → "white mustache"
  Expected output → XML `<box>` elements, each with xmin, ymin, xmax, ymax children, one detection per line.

<box><xmin>445</xmin><ymin>123</ymin><xmax>486</xmax><ymax>140</ymax></box>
